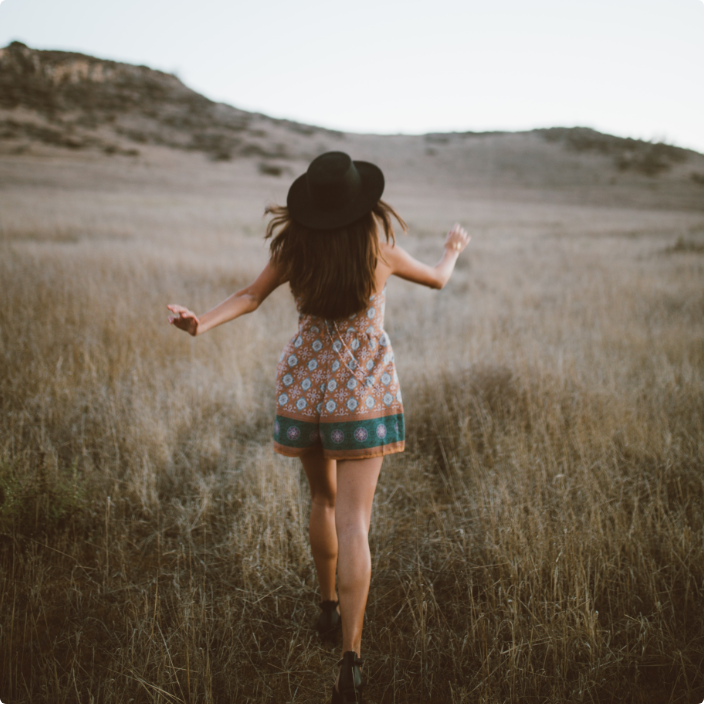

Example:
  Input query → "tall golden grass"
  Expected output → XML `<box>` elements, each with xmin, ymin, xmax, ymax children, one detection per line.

<box><xmin>1</xmin><ymin>169</ymin><xmax>703</xmax><ymax>703</ymax></box>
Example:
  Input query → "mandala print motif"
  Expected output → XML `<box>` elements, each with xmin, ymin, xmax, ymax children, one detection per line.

<box><xmin>331</xmin><ymin>429</ymin><xmax>344</xmax><ymax>444</ymax></box>
<box><xmin>287</xmin><ymin>426</ymin><xmax>301</xmax><ymax>440</ymax></box>
<box><xmin>376</xmin><ymin>423</ymin><xmax>387</xmax><ymax>439</ymax></box>
<box><xmin>354</xmin><ymin>427</ymin><xmax>368</xmax><ymax>442</ymax></box>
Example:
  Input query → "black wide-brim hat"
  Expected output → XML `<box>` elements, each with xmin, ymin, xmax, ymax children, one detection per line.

<box><xmin>287</xmin><ymin>151</ymin><xmax>384</xmax><ymax>230</ymax></box>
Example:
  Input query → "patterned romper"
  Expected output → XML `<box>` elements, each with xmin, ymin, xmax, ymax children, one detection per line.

<box><xmin>273</xmin><ymin>287</ymin><xmax>405</xmax><ymax>459</ymax></box>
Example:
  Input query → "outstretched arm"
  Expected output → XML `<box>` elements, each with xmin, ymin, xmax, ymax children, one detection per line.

<box><xmin>382</xmin><ymin>223</ymin><xmax>470</xmax><ymax>290</ymax></box>
<box><xmin>167</xmin><ymin>261</ymin><xmax>286</xmax><ymax>336</ymax></box>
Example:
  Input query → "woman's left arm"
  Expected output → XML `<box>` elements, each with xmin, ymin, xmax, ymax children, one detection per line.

<box><xmin>167</xmin><ymin>261</ymin><xmax>286</xmax><ymax>336</ymax></box>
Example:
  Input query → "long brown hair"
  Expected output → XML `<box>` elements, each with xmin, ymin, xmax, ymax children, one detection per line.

<box><xmin>265</xmin><ymin>200</ymin><xmax>407</xmax><ymax>320</ymax></box>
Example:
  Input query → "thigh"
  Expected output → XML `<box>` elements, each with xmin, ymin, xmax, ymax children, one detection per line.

<box><xmin>300</xmin><ymin>446</ymin><xmax>337</xmax><ymax>505</ymax></box>
<box><xmin>335</xmin><ymin>457</ymin><xmax>384</xmax><ymax>533</ymax></box>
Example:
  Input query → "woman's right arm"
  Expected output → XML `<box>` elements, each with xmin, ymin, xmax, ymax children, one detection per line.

<box><xmin>167</xmin><ymin>260</ymin><xmax>286</xmax><ymax>336</ymax></box>
<box><xmin>383</xmin><ymin>223</ymin><xmax>470</xmax><ymax>290</ymax></box>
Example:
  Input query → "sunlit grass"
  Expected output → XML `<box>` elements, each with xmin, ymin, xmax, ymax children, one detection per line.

<box><xmin>1</xmin><ymin>179</ymin><xmax>703</xmax><ymax>702</ymax></box>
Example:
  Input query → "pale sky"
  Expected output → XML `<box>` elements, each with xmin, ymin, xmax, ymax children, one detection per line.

<box><xmin>1</xmin><ymin>0</ymin><xmax>703</xmax><ymax>152</ymax></box>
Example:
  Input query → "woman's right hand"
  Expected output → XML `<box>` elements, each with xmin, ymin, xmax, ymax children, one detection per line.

<box><xmin>444</xmin><ymin>223</ymin><xmax>471</xmax><ymax>254</ymax></box>
<box><xmin>167</xmin><ymin>304</ymin><xmax>199</xmax><ymax>336</ymax></box>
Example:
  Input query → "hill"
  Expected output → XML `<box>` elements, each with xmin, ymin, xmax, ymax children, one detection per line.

<box><xmin>1</xmin><ymin>40</ymin><xmax>703</xmax><ymax>211</ymax></box>
<box><xmin>0</xmin><ymin>39</ymin><xmax>341</xmax><ymax>162</ymax></box>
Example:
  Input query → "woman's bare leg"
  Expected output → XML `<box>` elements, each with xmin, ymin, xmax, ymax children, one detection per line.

<box><xmin>300</xmin><ymin>447</ymin><xmax>338</xmax><ymax>602</ymax></box>
<box><xmin>335</xmin><ymin>456</ymin><xmax>383</xmax><ymax>657</ymax></box>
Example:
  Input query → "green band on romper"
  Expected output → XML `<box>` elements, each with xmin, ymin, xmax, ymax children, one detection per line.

<box><xmin>275</xmin><ymin>413</ymin><xmax>405</xmax><ymax>451</ymax></box>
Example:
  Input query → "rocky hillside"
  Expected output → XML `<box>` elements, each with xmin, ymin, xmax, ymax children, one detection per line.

<box><xmin>534</xmin><ymin>127</ymin><xmax>694</xmax><ymax>178</ymax></box>
<box><xmin>0</xmin><ymin>40</ymin><xmax>340</xmax><ymax>161</ymax></box>
<box><xmin>1</xmin><ymin>41</ymin><xmax>703</xmax><ymax>206</ymax></box>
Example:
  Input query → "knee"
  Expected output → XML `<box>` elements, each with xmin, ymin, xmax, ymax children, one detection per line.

<box><xmin>335</xmin><ymin>518</ymin><xmax>368</xmax><ymax>543</ymax></box>
<box><xmin>311</xmin><ymin>493</ymin><xmax>336</xmax><ymax>510</ymax></box>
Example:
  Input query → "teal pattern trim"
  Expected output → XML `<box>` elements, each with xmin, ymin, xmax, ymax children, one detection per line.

<box><xmin>273</xmin><ymin>416</ymin><xmax>320</xmax><ymax>450</ymax></box>
<box><xmin>275</xmin><ymin>413</ymin><xmax>405</xmax><ymax>452</ymax></box>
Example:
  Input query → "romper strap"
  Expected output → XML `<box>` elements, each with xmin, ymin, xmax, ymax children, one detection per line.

<box><xmin>326</xmin><ymin>320</ymin><xmax>372</xmax><ymax>386</ymax></box>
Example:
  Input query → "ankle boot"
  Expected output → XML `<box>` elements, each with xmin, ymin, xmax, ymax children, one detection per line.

<box><xmin>315</xmin><ymin>600</ymin><xmax>341</xmax><ymax>636</ymax></box>
<box><xmin>331</xmin><ymin>651</ymin><xmax>363</xmax><ymax>703</ymax></box>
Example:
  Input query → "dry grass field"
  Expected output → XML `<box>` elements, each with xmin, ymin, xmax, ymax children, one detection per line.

<box><xmin>1</xmin><ymin>138</ymin><xmax>704</xmax><ymax>704</ymax></box>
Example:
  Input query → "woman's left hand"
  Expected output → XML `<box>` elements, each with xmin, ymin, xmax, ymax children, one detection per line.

<box><xmin>167</xmin><ymin>304</ymin><xmax>199</xmax><ymax>336</ymax></box>
<box><xmin>444</xmin><ymin>223</ymin><xmax>471</xmax><ymax>254</ymax></box>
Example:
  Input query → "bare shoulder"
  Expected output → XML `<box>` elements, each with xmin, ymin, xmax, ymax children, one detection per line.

<box><xmin>379</xmin><ymin>240</ymin><xmax>443</xmax><ymax>289</ymax></box>
<box><xmin>266</xmin><ymin>257</ymin><xmax>289</xmax><ymax>284</ymax></box>
<box><xmin>244</xmin><ymin>259</ymin><xmax>288</xmax><ymax>305</ymax></box>
<box><xmin>379</xmin><ymin>240</ymin><xmax>420</xmax><ymax>272</ymax></box>
<box><xmin>379</xmin><ymin>240</ymin><xmax>406</xmax><ymax>266</ymax></box>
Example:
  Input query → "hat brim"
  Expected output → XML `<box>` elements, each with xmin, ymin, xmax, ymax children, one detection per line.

<box><xmin>287</xmin><ymin>161</ymin><xmax>385</xmax><ymax>230</ymax></box>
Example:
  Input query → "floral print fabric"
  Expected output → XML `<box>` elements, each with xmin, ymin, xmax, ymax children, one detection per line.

<box><xmin>273</xmin><ymin>287</ymin><xmax>405</xmax><ymax>459</ymax></box>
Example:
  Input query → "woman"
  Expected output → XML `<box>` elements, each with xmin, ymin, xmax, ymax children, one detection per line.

<box><xmin>168</xmin><ymin>151</ymin><xmax>469</xmax><ymax>704</ymax></box>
